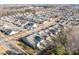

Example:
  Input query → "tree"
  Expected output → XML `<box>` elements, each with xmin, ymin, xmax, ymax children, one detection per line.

<box><xmin>56</xmin><ymin>28</ymin><xmax>67</xmax><ymax>46</ymax></box>
<box><xmin>40</xmin><ymin>28</ymin><xmax>68</xmax><ymax>55</ymax></box>
<box><xmin>52</xmin><ymin>44</ymin><xmax>65</xmax><ymax>55</ymax></box>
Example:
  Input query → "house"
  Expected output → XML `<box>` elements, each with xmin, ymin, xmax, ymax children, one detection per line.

<box><xmin>48</xmin><ymin>27</ymin><xmax>56</xmax><ymax>35</ymax></box>
<box><xmin>0</xmin><ymin>25</ymin><xmax>20</xmax><ymax>35</ymax></box>
<box><xmin>19</xmin><ymin>33</ymin><xmax>43</xmax><ymax>48</ymax></box>
<box><xmin>43</xmin><ymin>21</ymin><xmax>48</xmax><ymax>24</ymax></box>
<box><xmin>9</xmin><ymin>30</ymin><xmax>19</xmax><ymax>35</ymax></box>
<box><xmin>37</xmin><ymin>36</ymin><xmax>53</xmax><ymax>50</ymax></box>
<box><xmin>39</xmin><ymin>30</ymin><xmax>48</xmax><ymax>37</ymax></box>
<box><xmin>33</xmin><ymin>23</ymin><xmax>37</xmax><ymax>28</ymax></box>
<box><xmin>23</xmin><ymin>22</ymin><xmax>37</xmax><ymax>30</ymax></box>
<box><xmin>37</xmin><ymin>40</ymin><xmax>47</xmax><ymax>50</ymax></box>
<box><xmin>37</xmin><ymin>42</ymin><xmax>45</xmax><ymax>50</ymax></box>
<box><xmin>44</xmin><ymin>29</ymin><xmax>51</xmax><ymax>36</ymax></box>
<box><xmin>1</xmin><ymin>17</ymin><xmax>4</xmax><ymax>20</ymax></box>
<box><xmin>1</xmin><ymin>29</ymin><xmax>19</xmax><ymax>35</ymax></box>
<box><xmin>23</xmin><ymin>22</ymin><xmax>33</xmax><ymax>30</ymax></box>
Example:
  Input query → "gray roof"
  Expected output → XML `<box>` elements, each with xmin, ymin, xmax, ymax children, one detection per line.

<box><xmin>20</xmin><ymin>33</ymin><xmax>43</xmax><ymax>48</ymax></box>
